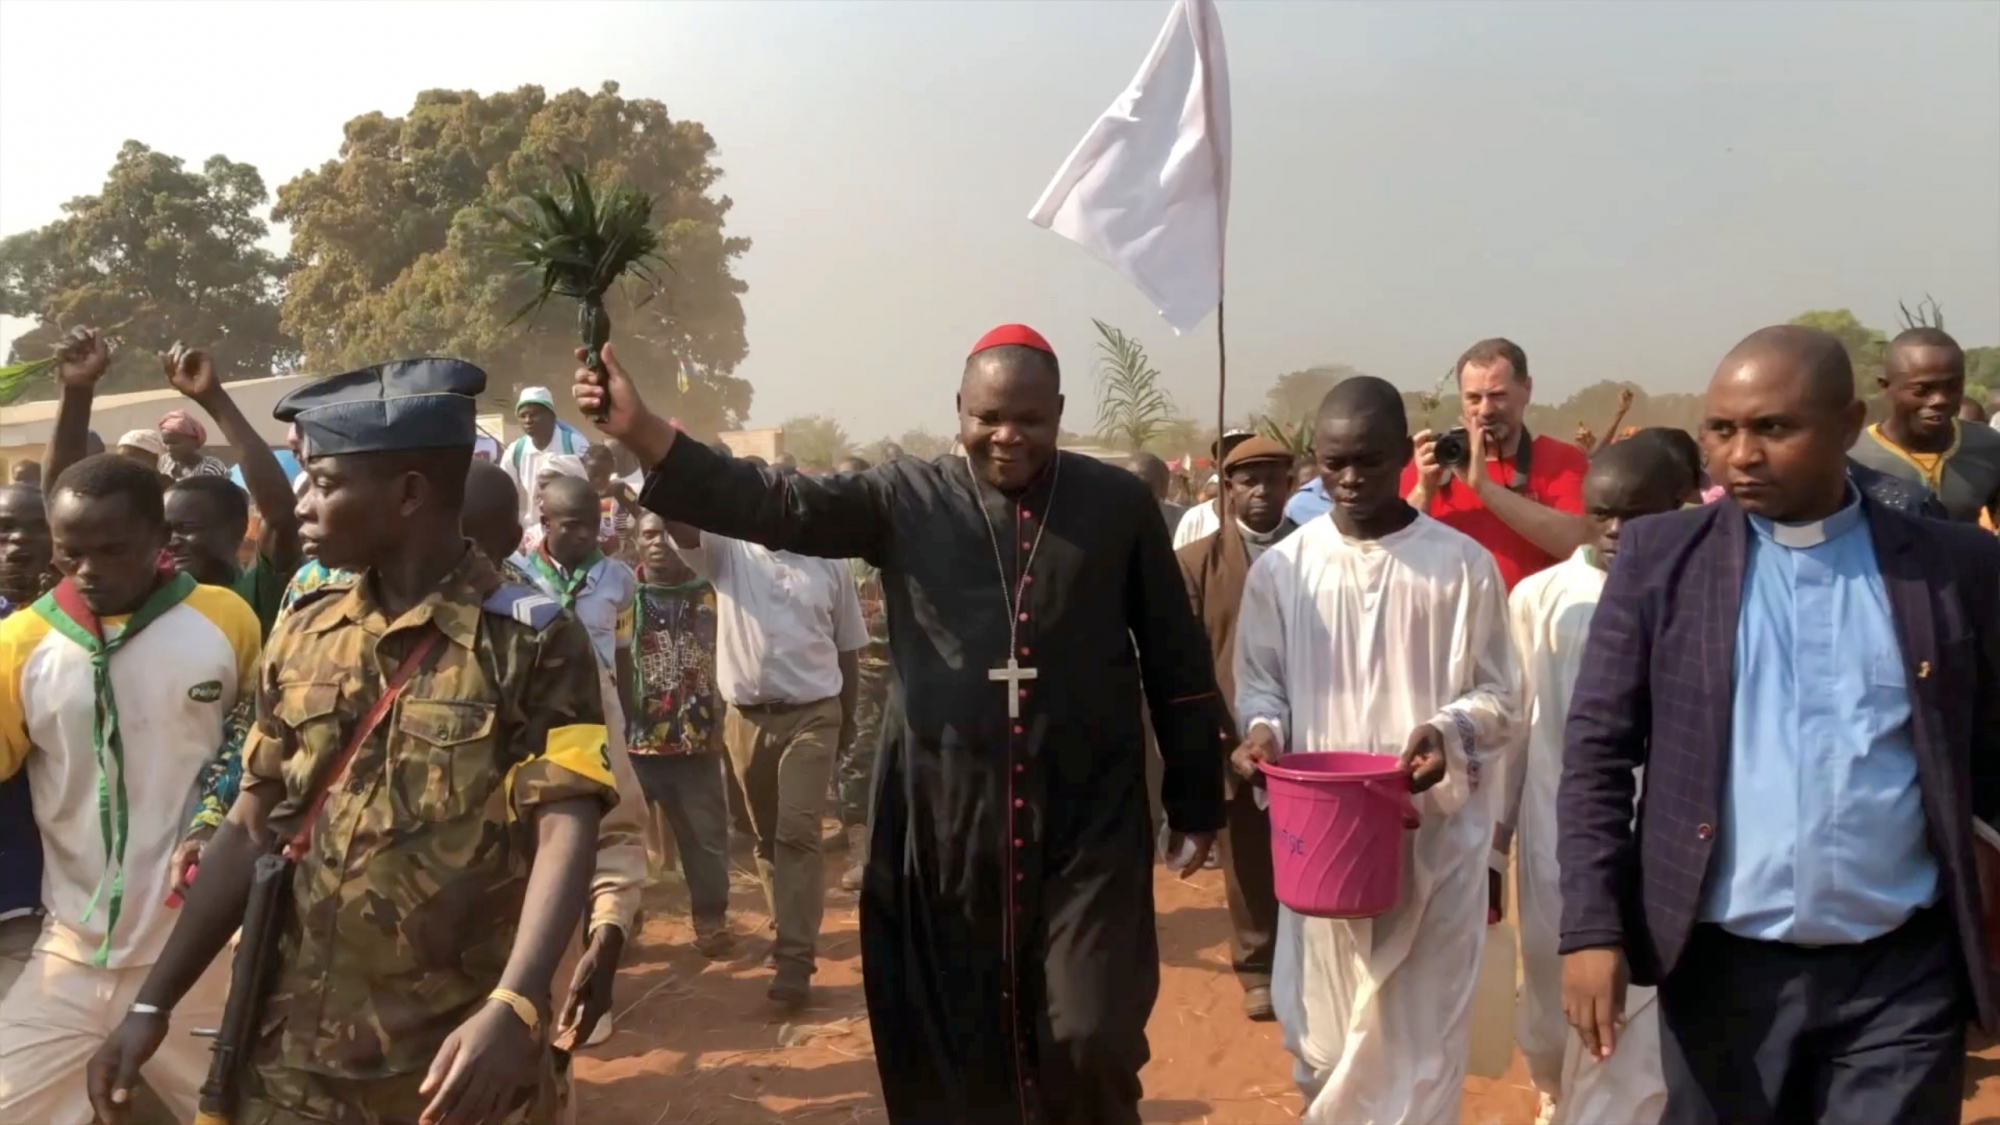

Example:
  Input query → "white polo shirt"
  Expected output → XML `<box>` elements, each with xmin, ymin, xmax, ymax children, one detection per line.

<box><xmin>0</xmin><ymin>585</ymin><xmax>261</xmax><ymax>968</ymax></box>
<box><xmin>675</xmin><ymin>534</ymin><xmax>868</xmax><ymax>706</ymax></box>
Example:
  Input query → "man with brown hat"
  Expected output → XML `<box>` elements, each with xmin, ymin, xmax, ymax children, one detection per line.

<box><xmin>1175</xmin><ymin>433</ymin><xmax>1299</xmax><ymax>1020</ymax></box>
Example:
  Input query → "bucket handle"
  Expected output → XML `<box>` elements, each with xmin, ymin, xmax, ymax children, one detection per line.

<box><xmin>1365</xmin><ymin>776</ymin><xmax>1421</xmax><ymax>830</ymax></box>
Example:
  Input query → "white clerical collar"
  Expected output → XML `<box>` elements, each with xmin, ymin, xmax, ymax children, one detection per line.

<box><xmin>1748</xmin><ymin>487</ymin><xmax>1863</xmax><ymax>550</ymax></box>
<box><xmin>1237</xmin><ymin>519</ymin><xmax>1281</xmax><ymax>546</ymax></box>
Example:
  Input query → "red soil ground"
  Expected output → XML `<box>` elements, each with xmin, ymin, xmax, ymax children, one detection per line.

<box><xmin>571</xmin><ymin>848</ymin><xmax>2000</xmax><ymax>1124</ymax></box>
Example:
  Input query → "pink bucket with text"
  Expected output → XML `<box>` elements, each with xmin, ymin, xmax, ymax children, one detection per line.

<box><xmin>1259</xmin><ymin>752</ymin><xmax>1419</xmax><ymax>919</ymax></box>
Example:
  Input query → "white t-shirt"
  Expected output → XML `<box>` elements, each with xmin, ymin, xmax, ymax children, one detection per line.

<box><xmin>675</xmin><ymin>533</ymin><xmax>868</xmax><ymax>706</ymax></box>
<box><xmin>1173</xmin><ymin>499</ymin><xmax>1220</xmax><ymax>550</ymax></box>
<box><xmin>502</xmin><ymin>422</ymin><xmax>591</xmax><ymax>524</ymax></box>
<box><xmin>0</xmin><ymin>585</ymin><xmax>262</xmax><ymax>968</ymax></box>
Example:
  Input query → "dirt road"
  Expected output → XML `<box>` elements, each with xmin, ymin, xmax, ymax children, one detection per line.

<box><xmin>573</xmin><ymin>853</ymin><xmax>2000</xmax><ymax>1123</ymax></box>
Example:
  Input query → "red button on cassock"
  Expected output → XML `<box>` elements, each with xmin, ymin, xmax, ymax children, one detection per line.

<box><xmin>1014</xmin><ymin>764</ymin><xmax>1025</xmax><ymax>774</ymax></box>
<box><xmin>1018</xmin><ymin>612</ymin><xmax>1028</xmax><ymax>622</ymax></box>
<box><xmin>1019</xmin><ymin>646</ymin><xmax>1031</xmax><ymax>656</ymax></box>
<box><xmin>1012</xmin><ymin>724</ymin><xmax>1024</xmax><ymax>734</ymax></box>
<box><xmin>1014</xmin><ymin>799</ymin><xmax>1025</xmax><ymax>808</ymax></box>
<box><xmin>1013</xmin><ymin>838</ymin><xmax>1024</xmax><ymax>848</ymax></box>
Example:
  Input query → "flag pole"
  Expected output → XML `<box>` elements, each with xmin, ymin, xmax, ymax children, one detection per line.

<box><xmin>1214</xmin><ymin>295</ymin><xmax>1228</xmax><ymax>521</ymax></box>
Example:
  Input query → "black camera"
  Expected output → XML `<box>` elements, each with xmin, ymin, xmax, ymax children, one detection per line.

<box><xmin>1432</xmin><ymin>427</ymin><xmax>1471</xmax><ymax>469</ymax></box>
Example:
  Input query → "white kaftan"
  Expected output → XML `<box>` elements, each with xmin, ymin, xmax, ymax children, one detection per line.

<box><xmin>1235</xmin><ymin>514</ymin><xmax>1522</xmax><ymax>1125</ymax></box>
<box><xmin>1173</xmin><ymin>498</ymin><xmax>1220</xmax><ymax>549</ymax></box>
<box><xmin>1500</xmin><ymin>548</ymin><xmax>1663</xmax><ymax>1125</ymax></box>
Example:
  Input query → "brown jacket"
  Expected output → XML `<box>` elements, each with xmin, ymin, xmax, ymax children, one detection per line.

<box><xmin>1176</xmin><ymin>517</ymin><xmax>1298</xmax><ymax>753</ymax></box>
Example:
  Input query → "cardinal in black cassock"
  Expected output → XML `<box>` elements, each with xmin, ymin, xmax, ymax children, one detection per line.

<box><xmin>575</xmin><ymin>323</ymin><xmax>1225</xmax><ymax>1125</ymax></box>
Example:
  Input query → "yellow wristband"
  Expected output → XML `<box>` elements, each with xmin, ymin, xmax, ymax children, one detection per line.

<box><xmin>488</xmin><ymin>988</ymin><xmax>541</xmax><ymax>1036</ymax></box>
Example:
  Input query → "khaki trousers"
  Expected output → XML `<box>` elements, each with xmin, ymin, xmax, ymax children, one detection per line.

<box><xmin>723</xmin><ymin>697</ymin><xmax>841</xmax><ymax>973</ymax></box>
<box><xmin>0</xmin><ymin>937</ymin><xmax>230</xmax><ymax>1125</ymax></box>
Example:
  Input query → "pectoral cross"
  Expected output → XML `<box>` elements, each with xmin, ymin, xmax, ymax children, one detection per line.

<box><xmin>989</xmin><ymin>657</ymin><xmax>1039</xmax><ymax>720</ymax></box>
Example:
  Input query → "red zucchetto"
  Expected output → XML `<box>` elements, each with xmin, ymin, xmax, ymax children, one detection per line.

<box><xmin>968</xmin><ymin>324</ymin><xmax>1055</xmax><ymax>358</ymax></box>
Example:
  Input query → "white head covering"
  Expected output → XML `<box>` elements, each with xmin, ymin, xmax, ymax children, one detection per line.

<box><xmin>539</xmin><ymin>453</ymin><xmax>588</xmax><ymax>483</ymax></box>
<box><xmin>516</xmin><ymin>386</ymin><xmax>557</xmax><ymax>411</ymax></box>
<box><xmin>117</xmin><ymin>429</ymin><xmax>168</xmax><ymax>457</ymax></box>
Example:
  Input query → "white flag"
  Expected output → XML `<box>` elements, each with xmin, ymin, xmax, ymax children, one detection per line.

<box><xmin>1028</xmin><ymin>0</ymin><xmax>1230</xmax><ymax>335</ymax></box>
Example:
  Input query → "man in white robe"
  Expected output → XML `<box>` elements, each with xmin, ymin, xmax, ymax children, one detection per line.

<box><xmin>1235</xmin><ymin>379</ymin><xmax>1522</xmax><ymax>1125</ymax></box>
<box><xmin>1495</xmin><ymin>436</ymin><xmax>1686</xmax><ymax>1125</ymax></box>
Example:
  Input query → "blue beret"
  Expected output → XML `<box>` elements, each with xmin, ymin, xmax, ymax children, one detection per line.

<box><xmin>275</xmin><ymin>358</ymin><xmax>487</xmax><ymax>457</ymax></box>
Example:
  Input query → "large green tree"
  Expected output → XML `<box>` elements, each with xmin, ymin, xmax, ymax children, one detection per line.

<box><xmin>1261</xmin><ymin>363</ymin><xmax>1362</xmax><ymax>427</ymax></box>
<box><xmin>1789</xmin><ymin>309</ymin><xmax>1887</xmax><ymax>387</ymax></box>
<box><xmin>274</xmin><ymin>81</ymin><xmax>751</xmax><ymax>437</ymax></box>
<box><xmin>0</xmin><ymin>141</ymin><xmax>295</xmax><ymax>394</ymax></box>
<box><xmin>779</xmin><ymin>414</ymin><xmax>850</xmax><ymax>468</ymax></box>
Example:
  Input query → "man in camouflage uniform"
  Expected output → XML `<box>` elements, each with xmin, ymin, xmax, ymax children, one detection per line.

<box><xmin>87</xmin><ymin>358</ymin><xmax>618</xmax><ymax>1125</ymax></box>
<box><xmin>832</xmin><ymin>458</ymin><xmax>890</xmax><ymax>892</ymax></box>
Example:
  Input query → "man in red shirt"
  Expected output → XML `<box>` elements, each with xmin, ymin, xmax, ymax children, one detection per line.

<box><xmin>1401</xmin><ymin>338</ymin><xmax>1589</xmax><ymax>590</ymax></box>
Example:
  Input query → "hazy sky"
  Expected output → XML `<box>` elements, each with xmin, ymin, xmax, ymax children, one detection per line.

<box><xmin>3</xmin><ymin>0</ymin><xmax>1996</xmax><ymax>440</ymax></box>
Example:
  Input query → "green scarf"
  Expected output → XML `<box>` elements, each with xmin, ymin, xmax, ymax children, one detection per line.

<box><xmin>526</xmin><ymin>545</ymin><xmax>604</xmax><ymax>611</ymax></box>
<box><xmin>33</xmin><ymin>569</ymin><xmax>198</xmax><ymax>966</ymax></box>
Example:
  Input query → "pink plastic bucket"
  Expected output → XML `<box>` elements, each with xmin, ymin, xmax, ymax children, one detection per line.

<box><xmin>1259</xmin><ymin>752</ymin><xmax>1419</xmax><ymax>919</ymax></box>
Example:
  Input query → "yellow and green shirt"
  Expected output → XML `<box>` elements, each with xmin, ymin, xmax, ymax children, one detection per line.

<box><xmin>0</xmin><ymin>583</ymin><xmax>260</xmax><ymax>968</ymax></box>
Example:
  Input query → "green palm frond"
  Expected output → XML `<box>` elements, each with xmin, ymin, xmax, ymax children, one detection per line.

<box><xmin>494</xmin><ymin>164</ymin><xmax>667</xmax><ymax>365</ymax></box>
<box><xmin>0</xmin><ymin>357</ymin><xmax>57</xmax><ymax>405</ymax></box>
<box><xmin>1092</xmin><ymin>319</ymin><xmax>1175</xmax><ymax>451</ymax></box>
<box><xmin>0</xmin><ymin>319</ymin><xmax>131</xmax><ymax>405</ymax></box>
<box><xmin>1255</xmin><ymin>415</ymin><xmax>1313</xmax><ymax>460</ymax></box>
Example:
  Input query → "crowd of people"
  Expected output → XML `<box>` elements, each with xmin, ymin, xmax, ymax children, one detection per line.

<box><xmin>0</xmin><ymin>314</ymin><xmax>1994</xmax><ymax>1125</ymax></box>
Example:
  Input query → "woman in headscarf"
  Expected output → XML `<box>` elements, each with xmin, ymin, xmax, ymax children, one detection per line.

<box><xmin>156</xmin><ymin>410</ymin><xmax>228</xmax><ymax>480</ymax></box>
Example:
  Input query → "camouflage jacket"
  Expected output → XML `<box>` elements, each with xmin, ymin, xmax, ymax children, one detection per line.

<box><xmin>848</xmin><ymin>557</ymin><xmax>889</xmax><ymax>672</ymax></box>
<box><xmin>240</xmin><ymin>549</ymin><xmax>617</xmax><ymax>1079</ymax></box>
<box><xmin>186</xmin><ymin>553</ymin><xmax>535</xmax><ymax>831</ymax></box>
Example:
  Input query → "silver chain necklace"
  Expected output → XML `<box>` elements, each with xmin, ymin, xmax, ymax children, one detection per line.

<box><xmin>963</xmin><ymin>453</ymin><xmax>1061</xmax><ymax>718</ymax></box>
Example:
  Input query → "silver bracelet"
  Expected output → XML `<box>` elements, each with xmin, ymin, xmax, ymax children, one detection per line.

<box><xmin>129</xmin><ymin>1002</ymin><xmax>166</xmax><ymax>1018</ymax></box>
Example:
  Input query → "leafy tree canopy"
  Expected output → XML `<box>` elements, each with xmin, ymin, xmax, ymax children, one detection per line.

<box><xmin>274</xmin><ymin>81</ymin><xmax>751</xmax><ymax>437</ymax></box>
<box><xmin>1262</xmin><ymin>363</ymin><xmax>1363</xmax><ymax>424</ymax></box>
<box><xmin>1789</xmin><ymin>308</ymin><xmax>1887</xmax><ymax>387</ymax></box>
<box><xmin>780</xmin><ymin>414</ymin><xmax>850</xmax><ymax>469</ymax></box>
<box><xmin>0</xmin><ymin>140</ymin><xmax>295</xmax><ymax>393</ymax></box>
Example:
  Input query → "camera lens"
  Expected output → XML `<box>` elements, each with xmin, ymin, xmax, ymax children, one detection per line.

<box><xmin>1434</xmin><ymin>429</ymin><xmax>1469</xmax><ymax>468</ymax></box>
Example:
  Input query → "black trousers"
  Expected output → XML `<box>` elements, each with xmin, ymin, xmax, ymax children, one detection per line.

<box><xmin>1215</xmin><ymin>779</ymin><xmax>1278</xmax><ymax>990</ymax></box>
<box><xmin>1658</xmin><ymin>904</ymin><xmax>1967</xmax><ymax>1125</ymax></box>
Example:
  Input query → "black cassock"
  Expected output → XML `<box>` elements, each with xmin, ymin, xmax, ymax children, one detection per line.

<box><xmin>638</xmin><ymin>440</ymin><xmax>1225</xmax><ymax>1125</ymax></box>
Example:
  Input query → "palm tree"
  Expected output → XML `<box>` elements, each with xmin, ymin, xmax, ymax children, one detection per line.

<box><xmin>1255</xmin><ymin>415</ymin><xmax>1314</xmax><ymax>461</ymax></box>
<box><xmin>1092</xmin><ymin>319</ymin><xmax>1175</xmax><ymax>451</ymax></box>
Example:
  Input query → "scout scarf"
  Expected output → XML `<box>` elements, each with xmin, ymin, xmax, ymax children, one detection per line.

<box><xmin>527</xmin><ymin>544</ymin><xmax>604</xmax><ymax>611</ymax></box>
<box><xmin>32</xmin><ymin>566</ymin><xmax>198</xmax><ymax>965</ymax></box>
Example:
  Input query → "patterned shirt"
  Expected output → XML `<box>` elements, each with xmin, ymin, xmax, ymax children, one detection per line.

<box><xmin>849</xmin><ymin>558</ymin><xmax>889</xmax><ymax>671</ymax></box>
<box><xmin>625</xmin><ymin>574</ymin><xmax>719</xmax><ymax>756</ymax></box>
<box><xmin>158</xmin><ymin>453</ymin><xmax>230</xmax><ymax>482</ymax></box>
<box><xmin>241</xmin><ymin>549</ymin><xmax>616</xmax><ymax>1078</ymax></box>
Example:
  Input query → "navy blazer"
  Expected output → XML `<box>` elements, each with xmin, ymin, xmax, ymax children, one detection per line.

<box><xmin>1558</xmin><ymin>497</ymin><xmax>2000</xmax><ymax>1028</ymax></box>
